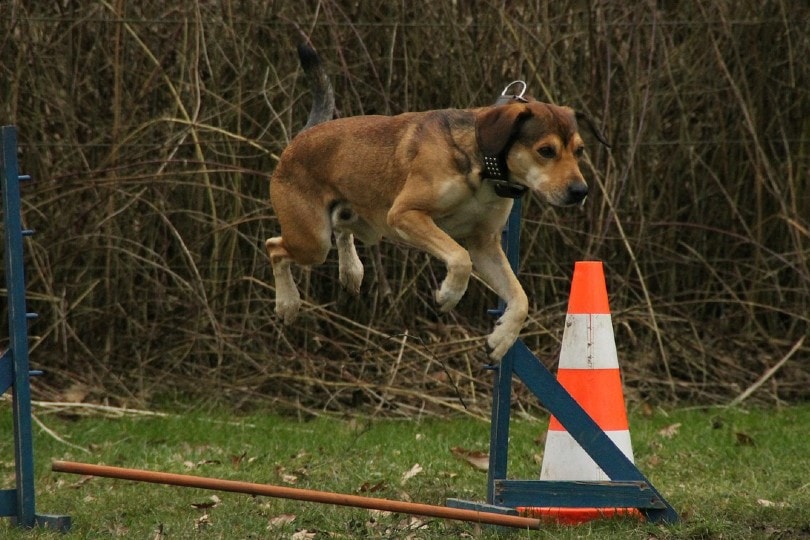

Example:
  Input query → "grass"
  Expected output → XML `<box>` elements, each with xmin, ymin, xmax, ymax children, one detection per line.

<box><xmin>1</xmin><ymin>403</ymin><xmax>809</xmax><ymax>539</ymax></box>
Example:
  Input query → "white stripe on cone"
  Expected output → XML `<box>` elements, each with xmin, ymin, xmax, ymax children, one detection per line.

<box><xmin>559</xmin><ymin>314</ymin><xmax>618</xmax><ymax>369</ymax></box>
<box><xmin>540</xmin><ymin>430</ymin><xmax>634</xmax><ymax>481</ymax></box>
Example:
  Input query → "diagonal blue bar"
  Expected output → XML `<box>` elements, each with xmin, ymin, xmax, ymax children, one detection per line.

<box><xmin>510</xmin><ymin>339</ymin><xmax>679</xmax><ymax>522</ymax></box>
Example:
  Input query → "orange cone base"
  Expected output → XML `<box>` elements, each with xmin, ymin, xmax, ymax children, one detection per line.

<box><xmin>517</xmin><ymin>506</ymin><xmax>643</xmax><ymax>525</ymax></box>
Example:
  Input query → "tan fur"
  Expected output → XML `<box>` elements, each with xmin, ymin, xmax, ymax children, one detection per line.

<box><xmin>266</xmin><ymin>101</ymin><xmax>590</xmax><ymax>360</ymax></box>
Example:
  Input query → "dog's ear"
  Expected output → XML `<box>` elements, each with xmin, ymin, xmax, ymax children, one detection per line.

<box><xmin>476</xmin><ymin>105</ymin><xmax>533</xmax><ymax>156</ymax></box>
<box><xmin>575</xmin><ymin>111</ymin><xmax>611</xmax><ymax>148</ymax></box>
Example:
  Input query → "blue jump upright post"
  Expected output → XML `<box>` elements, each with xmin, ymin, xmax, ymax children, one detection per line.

<box><xmin>0</xmin><ymin>125</ymin><xmax>71</xmax><ymax>532</ymax></box>
<box><xmin>446</xmin><ymin>86</ymin><xmax>678</xmax><ymax>522</ymax></box>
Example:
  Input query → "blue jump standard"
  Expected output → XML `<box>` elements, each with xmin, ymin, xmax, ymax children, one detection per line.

<box><xmin>446</xmin><ymin>198</ymin><xmax>679</xmax><ymax>524</ymax></box>
<box><xmin>1</xmin><ymin>125</ymin><xmax>71</xmax><ymax>531</ymax></box>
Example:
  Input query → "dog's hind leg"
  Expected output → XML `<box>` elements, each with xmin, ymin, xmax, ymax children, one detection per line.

<box><xmin>330</xmin><ymin>202</ymin><xmax>364</xmax><ymax>295</ymax></box>
<box><xmin>265</xmin><ymin>238</ymin><xmax>301</xmax><ymax>324</ymax></box>
<box><xmin>266</xmin><ymin>203</ymin><xmax>333</xmax><ymax>323</ymax></box>
<box><xmin>336</xmin><ymin>231</ymin><xmax>363</xmax><ymax>295</ymax></box>
<box><xmin>265</xmin><ymin>237</ymin><xmax>303</xmax><ymax>324</ymax></box>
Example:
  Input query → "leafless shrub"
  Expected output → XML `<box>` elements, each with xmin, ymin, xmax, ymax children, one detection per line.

<box><xmin>0</xmin><ymin>0</ymin><xmax>807</xmax><ymax>414</ymax></box>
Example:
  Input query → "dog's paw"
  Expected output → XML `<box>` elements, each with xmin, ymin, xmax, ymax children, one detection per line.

<box><xmin>275</xmin><ymin>297</ymin><xmax>302</xmax><ymax>325</ymax></box>
<box><xmin>339</xmin><ymin>261</ymin><xmax>363</xmax><ymax>296</ymax></box>
<box><xmin>435</xmin><ymin>282</ymin><xmax>464</xmax><ymax>313</ymax></box>
<box><xmin>486</xmin><ymin>320</ymin><xmax>521</xmax><ymax>361</ymax></box>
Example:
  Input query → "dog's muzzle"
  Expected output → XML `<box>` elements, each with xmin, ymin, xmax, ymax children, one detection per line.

<box><xmin>565</xmin><ymin>183</ymin><xmax>589</xmax><ymax>206</ymax></box>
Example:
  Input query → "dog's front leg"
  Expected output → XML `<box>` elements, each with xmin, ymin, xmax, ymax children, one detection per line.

<box><xmin>387</xmin><ymin>208</ymin><xmax>472</xmax><ymax>313</ymax></box>
<box><xmin>468</xmin><ymin>234</ymin><xmax>529</xmax><ymax>360</ymax></box>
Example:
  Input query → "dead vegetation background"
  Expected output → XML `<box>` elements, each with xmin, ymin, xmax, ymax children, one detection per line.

<box><xmin>0</xmin><ymin>1</ymin><xmax>807</xmax><ymax>416</ymax></box>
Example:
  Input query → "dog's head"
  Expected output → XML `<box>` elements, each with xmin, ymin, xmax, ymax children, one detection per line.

<box><xmin>476</xmin><ymin>102</ymin><xmax>608</xmax><ymax>207</ymax></box>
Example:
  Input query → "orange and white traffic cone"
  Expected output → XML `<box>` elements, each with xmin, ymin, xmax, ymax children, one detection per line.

<box><xmin>522</xmin><ymin>261</ymin><xmax>640</xmax><ymax>524</ymax></box>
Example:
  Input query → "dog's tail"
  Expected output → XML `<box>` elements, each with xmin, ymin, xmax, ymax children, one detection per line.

<box><xmin>297</xmin><ymin>41</ymin><xmax>335</xmax><ymax>131</ymax></box>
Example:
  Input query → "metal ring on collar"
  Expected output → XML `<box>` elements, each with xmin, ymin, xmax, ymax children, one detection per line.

<box><xmin>500</xmin><ymin>80</ymin><xmax>528</xmax><ymax>102</ymax></box>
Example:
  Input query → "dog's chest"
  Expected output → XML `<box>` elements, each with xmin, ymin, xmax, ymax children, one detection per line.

<box><xmin>434</xmin><ymin>184</ymin><xmax>513</xmax><ymax>239</ymax></box>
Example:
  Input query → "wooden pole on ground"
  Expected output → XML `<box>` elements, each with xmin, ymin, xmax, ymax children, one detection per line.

<box><xmin>52</xmin><ymin>460</ymin><xmax>541</xmax><ymax>530</ymax></box>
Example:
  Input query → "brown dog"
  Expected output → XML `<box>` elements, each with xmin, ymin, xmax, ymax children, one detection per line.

<box><xmin>267</xmin><ymin>50</ymin><xmax>604</xmax><ymax>361</ymax></box>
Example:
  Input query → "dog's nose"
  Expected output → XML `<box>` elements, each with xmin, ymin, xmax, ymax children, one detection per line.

<box><xmin>566</xmin><ymin>183</ymin><xmax>589</xmax><ymax>205</ymax></box>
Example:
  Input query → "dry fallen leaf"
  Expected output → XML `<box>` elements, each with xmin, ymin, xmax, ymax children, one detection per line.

<box><xmin>291</xmin><ymin>530</ymin><xmax>317</xmax><ymax>539</ymax></box>
<box><xmin>194</xmin><ymin>514</ymin><xmax>211</xmax><ymax>531</ymax></box>
<box><xmin>281</xmin><ymin>473</ymin><xmax>299</xmax><ymax>484</ymax></box>
<box><xmin>267</xmin><ymin>513</ymin><xmax>297</xmax><ymax>529</ymax></box>
<box><xmin>276</xmin><ymin>465</ymin><xmax>301</xmax><ymax>484</ymax></box>
<box><xmin>368</xmin><ymin>509</ymin><xmax>393</xmax><ymax>519</ymax></box>
<box><xmin>358</xmin><ymin>480</ymin><xmax>387</xmax><ymax>493</ymax></box>
<box><xmin>400</xmin><ymin>463</ymin><xmax>423</xmax><ymax>485</ymax></box>
<box><xmin>735</xmin><ymin>431</ymin><xmax>756</xmax><ymax>446</ymax></box>
<box><xmin>231</xmin><ymin>451</ymin><xmax>247</xmax><ymax>468</ymax></box>
<box><xmin>646</xmin><ymin>454</ymin><xmax>662</xmax><ymax>467</ymax></box>
<box><xmin>191</xmin><ymin>495</ymin><xmax>221</xmax><ymax>510</ymax></box>
<box><xmin>657</xmin><ymin>423</ymin><xmax>682</xmax><ymax>439</ymax></box>
<box><xmin>183</xmin><ymin>459</ymin><xmax>220</xmax><ymax>470</ymax></box>
<box><xmin>152</xmin><ymin>523</ymin><xmax>166</xmax><ymax>540</ymax></box>
<box><xmin>450</xmin><ymin>446</ymin><xmax>490</xmax><ymax>471</ymax></box>
<box><xmin>398</xmin><ymin>516</ymin><xmax>428</xmax><ymax>531</ymax></box>
<box><xmin>68</xmin><ymin>475</ymin><xmax>94</xmax><ymax>489</ymax></box>
<box><xmin>757</xmin><ymin>498</ymin><xmax>788</xmax><ymax>508</ymax></box>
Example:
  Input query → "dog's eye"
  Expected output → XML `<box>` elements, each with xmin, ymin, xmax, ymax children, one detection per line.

<box><xmin>574</xmin><ymin>146</ymin><xmax>585</xmax><ymax>158</ymax></box>
<box><xmin>538</xmin><ymin>146</ymin><xmax>556</xmax><ymax>159</ymax></box>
